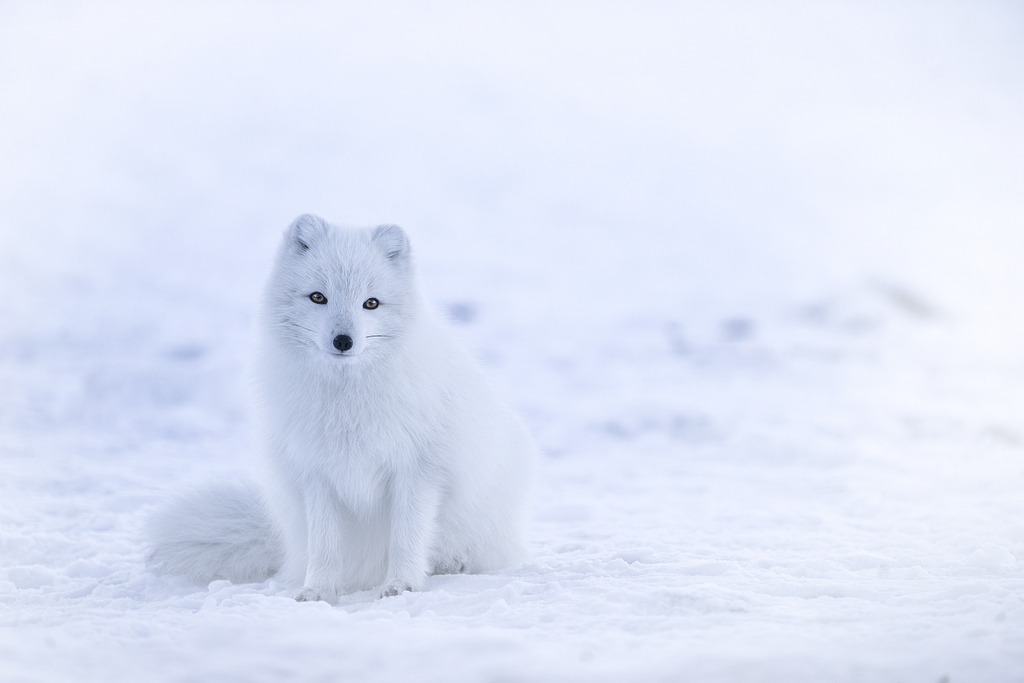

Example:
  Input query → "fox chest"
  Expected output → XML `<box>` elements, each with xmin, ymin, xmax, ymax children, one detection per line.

<box><xmin>282</xmin><ymin>404</ymin><xmax>434</xmax><ymax>506</ymax></box>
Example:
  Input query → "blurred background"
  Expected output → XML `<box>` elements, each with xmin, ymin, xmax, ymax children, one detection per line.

<box><xmin>2</xmin><ymin>0</ymin><xmax>1022</xmax><ymax>433</ymax></box>
<box><xmin>2</xmin><ymin>0</ymin><xmax>1023</xmax><ymax>339</ymax></box>
<box><xmin>2</xmin><ymin>0</ymin><xmax>1023</xmax><ymax>454</ymax></box>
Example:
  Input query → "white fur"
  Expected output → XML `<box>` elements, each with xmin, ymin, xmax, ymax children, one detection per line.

<box><xmin>147</xmin><ymin>481</ymin><xmax>283</xmax><ymax>584</ymax></box>
<box><xmin>147</xmin><ymin>215</ymin><xmax>535</xmax><ymax>602</ymax></box>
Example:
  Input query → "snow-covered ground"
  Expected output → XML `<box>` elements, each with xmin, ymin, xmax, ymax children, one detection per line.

<box><xmin>2</xmin><ymin>2</ymin><xmax>1023</xmax><ymax>681</ymax></box>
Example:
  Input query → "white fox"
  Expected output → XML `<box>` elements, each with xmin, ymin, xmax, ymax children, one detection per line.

<box><xmin>148</xmin><ymin>215</ymin><xmax>535</xmax><ymax>602</ymax></box>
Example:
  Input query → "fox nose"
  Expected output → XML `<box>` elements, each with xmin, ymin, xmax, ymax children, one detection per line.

<box><xmin>333</xmin><ymin>334</ymin><xmax>353</xmax><ymax>352</ymax></box>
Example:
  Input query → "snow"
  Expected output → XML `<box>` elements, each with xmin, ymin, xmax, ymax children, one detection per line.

<box><xmin>2</xmin><ymin>2</ymin><xmax>1024</xmax><ymax>681</ymax></box>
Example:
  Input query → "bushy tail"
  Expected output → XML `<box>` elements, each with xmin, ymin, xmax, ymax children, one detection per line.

<box><xmin>146</xmin><ymin>481</ymin><xmax>284</xmax><ymax>585</ymax></box>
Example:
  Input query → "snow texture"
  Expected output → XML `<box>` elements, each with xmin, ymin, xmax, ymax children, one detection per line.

<box><xmin>1</xmin><ymin>2</ymin><xmax>1023</xmax><ymax>682</ymax></box>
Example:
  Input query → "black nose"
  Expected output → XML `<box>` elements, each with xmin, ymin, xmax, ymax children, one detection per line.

<box><xmin>333</xmin><ymin>335</ymin><xmax>353</xmax><ymax>352</ymax></box>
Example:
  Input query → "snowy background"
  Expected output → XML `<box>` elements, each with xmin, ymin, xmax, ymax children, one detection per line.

<box><xmin>2</xmin><ymin>2</ymin><xmax>1024</xmax><ymax>681</ymax></box>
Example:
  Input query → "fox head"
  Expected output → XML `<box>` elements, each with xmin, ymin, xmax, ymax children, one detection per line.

<box><xmin>261</xmin><ymin>214</ymin><xmax>417</xmax><ymax>364</ymax></box>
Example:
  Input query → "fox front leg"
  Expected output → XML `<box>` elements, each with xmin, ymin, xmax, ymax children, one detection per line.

<box><xmin>378</xmin><ymin>475</ymin><xmax>440</xmax><ymax>598</ymax></box>
<box><xmin>294</xmin><ymin>483</ymin><xmax>346</xmax><ymax>604</ymax></box>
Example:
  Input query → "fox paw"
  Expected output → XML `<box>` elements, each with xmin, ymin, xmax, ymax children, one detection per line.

<box><xmin>378</xmin><ymin>580</ymin><xmax>412</xmax><ymax>599</ymax></box>
<box><xmin>294</xmin><ymin>586</ymin><xmax>338</xmax><ymax>604</ymax></box>
<box><xmin>432</xmin><ymin>559</ymin><xmax>466</xmax><ymax>575</ymax></box>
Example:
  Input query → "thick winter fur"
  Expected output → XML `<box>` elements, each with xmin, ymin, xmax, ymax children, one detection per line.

<box><xmin>147</xmin><ymin>481</ymin><xmax>283</xmax><ymax>584</ymax></box>
<box><xmin>147</xmin><ymin>215</ymin><xmax>535</xmax><ymax>602</ymax></box>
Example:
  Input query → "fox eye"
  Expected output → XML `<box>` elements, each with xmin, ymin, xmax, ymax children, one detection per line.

<box><xmin>363</xmin><ymin>298</ymin><xmax>379</xmax><ymax>310</ymax></box>
<box><xmin>309</xmin><ymin>292</ymin><xmax>327</xmax><ymax>305</ymax></box>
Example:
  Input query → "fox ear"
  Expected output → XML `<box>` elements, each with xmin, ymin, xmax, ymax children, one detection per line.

<box><xmin>371</xmin><ymin>224</ymin><xmax>410</xmax><ymax>262</ymax></box>
<box><xmin>286</xmin><ymin>214</ymin><xmax>328</xmax><ymax>252</ymax></box>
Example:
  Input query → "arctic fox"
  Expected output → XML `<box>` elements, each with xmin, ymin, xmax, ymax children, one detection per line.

<box><xmin>148</xmin><ymin>214</ymin><xmax>535</xmax><ymax>601</ymax></box>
